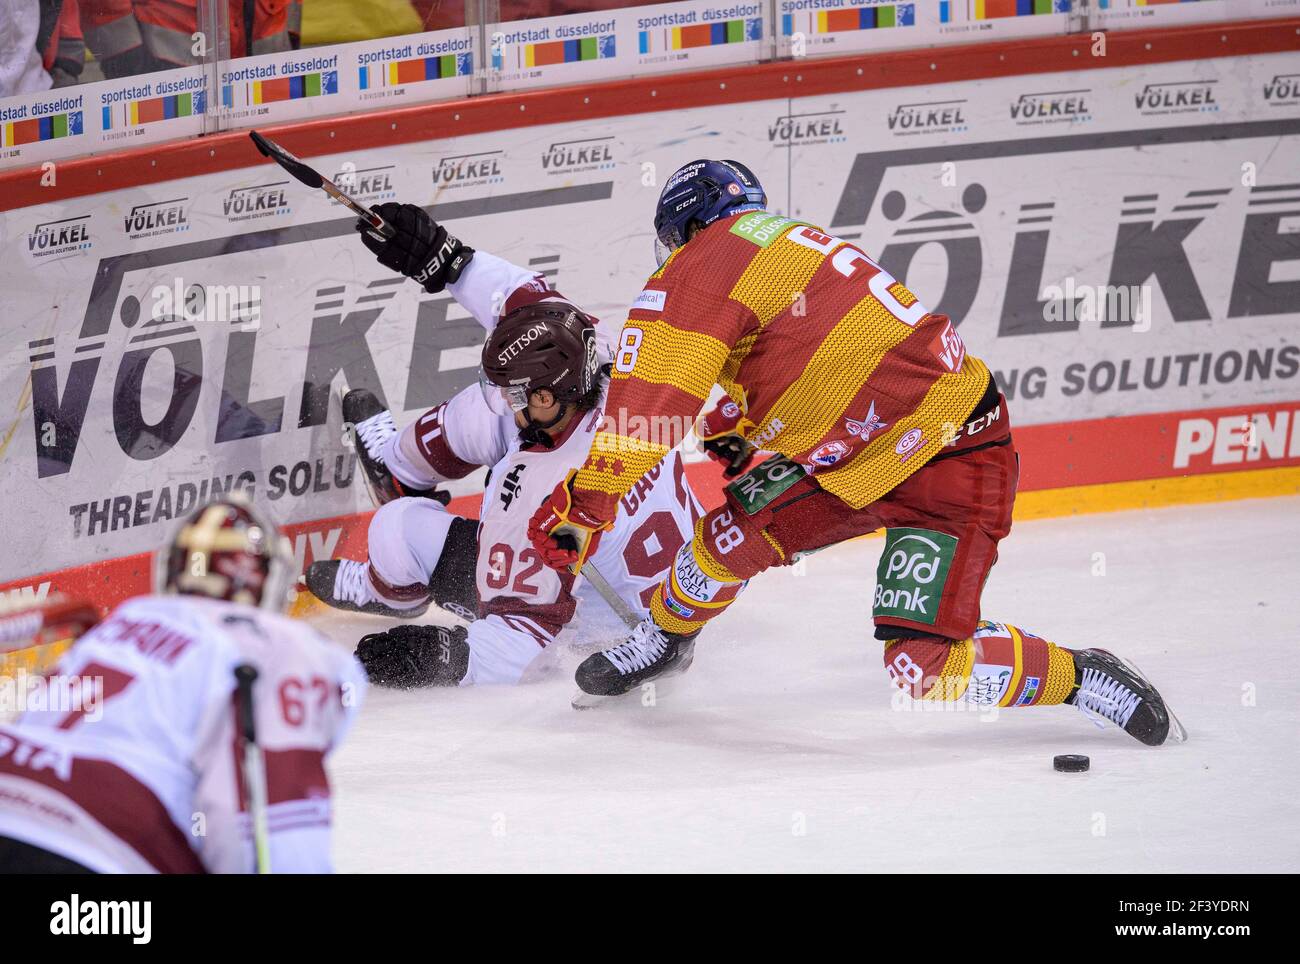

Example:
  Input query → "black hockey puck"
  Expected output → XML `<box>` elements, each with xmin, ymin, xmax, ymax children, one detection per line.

<box><xmin>1053</xmin><ymin>754</ymin><xmax>1090</xmax><ymax>772</ymax></box>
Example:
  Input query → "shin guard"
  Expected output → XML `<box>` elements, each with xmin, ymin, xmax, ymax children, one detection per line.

<box><xmin>649</xmin><ymin>533</ymin><xmax>747</xmax><ymax>635</ymax></box>
<box><xmin>883</xmin><ymin>621</ymin><xmax>1076</xmax><ymax>707</ymax></box>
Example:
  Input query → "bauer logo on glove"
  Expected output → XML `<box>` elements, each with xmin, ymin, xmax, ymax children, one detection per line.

<box><xmin>358</xmin><ymin>202</ymin><xmax>475</xmax><ymax>294</ymax></box>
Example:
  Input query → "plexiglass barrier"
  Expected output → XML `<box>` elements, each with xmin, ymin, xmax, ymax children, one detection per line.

<box><xmin>3</xmin><ymin>0</ymin><xmax>1297</xmax><ymax>168</ymax></box>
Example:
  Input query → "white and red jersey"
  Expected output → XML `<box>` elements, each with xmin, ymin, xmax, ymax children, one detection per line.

<box><xmin>380</xmin><ymin>252</ymin><xmax>703</xmax><ymax>684</ymax></box>
<box><xmin>0</xmin><ymin>595</ymin><xmax>364</xmax><ymax>874</ymax></box>
<box><xmin>469</xmin><ymin>399</ymin><xmax>702</xmax><ymax>683</ymax></box>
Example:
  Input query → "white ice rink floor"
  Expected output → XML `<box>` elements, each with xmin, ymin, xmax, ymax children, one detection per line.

<box><xmin>315</xmin><ymin>496</ymin><xmax>1300</xmax><ymax>873</ymax></box>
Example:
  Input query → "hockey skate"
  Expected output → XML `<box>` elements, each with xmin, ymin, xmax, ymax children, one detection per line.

<box><xmin>303</xmin><ymin>559</ymin><xmax>430</xmax><ymax>619</ymax></box>
<box><xmin>571</xmin><ymin>618</ymin><xmax>698</xmax><ymax>709</ymax></box>
<box><xmin>1067</xmin><ymin>648</ymin><xmax>1187</xmax><ymax>746</ymax></box>
<box><xmin>342</xmin><ymin>388</ymin><xmax>448</xmax><ymax>508</ymax></box>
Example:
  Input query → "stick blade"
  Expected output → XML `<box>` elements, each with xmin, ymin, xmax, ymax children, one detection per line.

<box><xmin>248</xmin><ymin>130</ymin><xmax>323</xmax><ymax>189</ymax></box>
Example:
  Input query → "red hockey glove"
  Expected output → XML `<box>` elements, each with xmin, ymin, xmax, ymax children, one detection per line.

<box><xmin>695</xmin><ymin>398</ymin><xmax>756</xmax><ymax>479</ymax></box>
<box><xmin>527</xmin><ymin>470</ymin><xmax>612</xmax><ymax>572</ymax></box>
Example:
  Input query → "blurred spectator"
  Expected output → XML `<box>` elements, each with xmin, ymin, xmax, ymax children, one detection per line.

<box><xmin>494</xmin><ymin>0</ymin><xmax>653</xmax><ymax>22</ymax></box>
<box><xmin>79</xmin><ymin>0</ymin><xmax>301</xmax><ymax>79</ymax></box>
<box><xmin>302</xmin><ymin>0</ymin><xmax>422</xmax><ymax>45</ymax></box>
<box><xmin>303</xmin><ymin>0</ymin><xmax>670</xmax><ymax>45</ymax></box>
<box><xmin>40</xmin><ymin>0</ymin><xmax>86</xmax><ymax>87</ymax></box>
<box><xmin>1</xmin><ymin>0</ymin><xmax>51</xmax><ymax>95</ymax></box>
<box><xmin>3</xmin><ymin>0</ymin><xmax>703</xmax><ymax>95</ymax></box>
<box><xmin>408</xmin><ymin>0</ymin><xmax>457</xmax><ymax>32</ymax></box>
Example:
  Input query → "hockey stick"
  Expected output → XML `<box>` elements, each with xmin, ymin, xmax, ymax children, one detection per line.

<box><xmin>248</xmin><ymin>130</ymin><xmax>394</xmax><ymax>241</ymax></box>
<box><xmin>233</xmin><ymin>664</ymin><xmax>272</xmax><ymax>874</ymax></box>
<box><xmin>576</xmin><ymin>558</ymin><xmax>641</xmax><ymax>630</ymax></box>
<box><xmin>554</xmin><ymin>530</ymin><xmax>640</xmax><ymax>630</ymax></box>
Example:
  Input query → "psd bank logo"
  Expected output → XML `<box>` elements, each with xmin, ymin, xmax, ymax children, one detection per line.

<box><xmin>873</xmin><ymin>528</ymin><xmax>957</xmax><ymax>625</ymax></box>
<box><xmin>28</xmin><ymin>214</ymin><xmax>92</xmax><ymax>259</ymax></box>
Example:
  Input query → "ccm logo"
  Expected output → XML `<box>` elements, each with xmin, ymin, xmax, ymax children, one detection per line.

<box><xmin>1172</xmin><ymin>410</ymin><xmax>1300</xmax><ymax>469</ymax></box>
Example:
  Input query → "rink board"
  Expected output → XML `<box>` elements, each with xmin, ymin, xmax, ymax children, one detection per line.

<box><xmin>3</xmin><ymin>1</ymin><xmax>1296</xmax><ymax>171</ymax></box>
<box><xmin>1</xmin><ymin>23</ymin><xmax>1298</xmax><ymax>612</ymax></box>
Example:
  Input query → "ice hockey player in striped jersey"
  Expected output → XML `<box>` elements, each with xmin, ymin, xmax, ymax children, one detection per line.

<box><xmin>527</xmin><ymin>159</ymin><xmax>1183</xmax><ymax>745</ymax></box>
<box><xmin>0</xmin><ymin>495</ymin><xmax>364</xmax><ymax>873</ymax></box>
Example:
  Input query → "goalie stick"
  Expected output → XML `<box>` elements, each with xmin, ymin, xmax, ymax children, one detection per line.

<box><xmin>233</xmin><ymin>663</ymin><xmax>272</xmax><ymax>874</ymax></box>
<box><xmin>248</xmin><ymin>130</ymin><xmax>395</xmax><ymax>241</ymax></box>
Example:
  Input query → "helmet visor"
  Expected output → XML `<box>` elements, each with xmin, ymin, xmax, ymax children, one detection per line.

<box><xmin>479</xmin><ymin>368</ymin><xmax>530</xmax><ymax>417</ymax></box>
<box><xmin>653</xmin><ymin>236</ymin><xmax>676</xmax><ymax>268</ymax></box>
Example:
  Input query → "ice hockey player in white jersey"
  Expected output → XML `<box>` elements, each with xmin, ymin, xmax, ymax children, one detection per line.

<box><xmin>0</xmin><ymin>496</ymin><xmax>365</xmax><ymax>874</ymax></box>
<box><xmin>302</xmin><ymin>203</ymin><xmax>702</xmax><ymax>688</ymax></box>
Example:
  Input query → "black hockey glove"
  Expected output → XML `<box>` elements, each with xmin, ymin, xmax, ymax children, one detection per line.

<box><xmin>694</xmin><ymin>399</ymin><xmax>756</xmax><ymax>478</ymax></box>
<box><xmin>358</xmin><ymin>202</ymin><xmax>475</xmax><ymax>293</ymax></box>
<box><xmin>355</xmin><ymin>624</ymin><xmax>470</xmax><ymax>688</ymax></box>
<box><xmin>702</xmin><ymin>435</ymin><xmax>756</xmax><ymax>478</ymax></box>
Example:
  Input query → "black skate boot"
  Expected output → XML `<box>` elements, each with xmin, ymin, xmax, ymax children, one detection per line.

<box><xmin>303</xmin><ymin>559</ymin><xmax>430</xmax><ymax>619</ymax></box>
<box><xmin>1067</xmin><ymin>649</ymin><xmax>1186</xmax><ymax>746</ymax></box>
<box><xmin>573</xmin><ymin>618</ymin><xmax>698</xmax><ymax>705</ymax></box>
<box><xmin>343</xmin><ymin>389</ymin><xmax>447</xmax><ymax>507</ymax></box>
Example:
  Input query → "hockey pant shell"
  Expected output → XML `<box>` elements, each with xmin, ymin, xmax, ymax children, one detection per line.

<box><xmin>647</xmin><ymin>431</ymin><xmax>1075</xmax><ymax>706</ymax></box>
<box><xmin>363</xmin><ymin>498</ymin><xmax>551</xmax><ymax>686</ymax></box>
<box><xmin>650</xmin><ymin>437</ymin><xmax>1016</xmax><ymax>638</ymax></box>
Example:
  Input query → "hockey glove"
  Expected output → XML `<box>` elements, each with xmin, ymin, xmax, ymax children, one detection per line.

<box><xmin>355</xmin><ymin>624</ymin><xmax>470</xmax><ymax>688</ymax></box>
<box><xmin>695</xmin><ymin>398</ymin><xmax>756</xmax><ymax>478</ymax></box>
<box><xmin>358</xmin><ymin>202</ymin><xmax>475</xmax><ymax>293</ymax></box>
<box><xmin>527</xmin><ymin>470</ymin><xmax>611</xmax><ymax>572</ymax></box>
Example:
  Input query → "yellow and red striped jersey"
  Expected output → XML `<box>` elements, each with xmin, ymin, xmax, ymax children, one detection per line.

<box><xmin>571</xmin><ymin>210</ymin><xmax>991</xmax><ymax>520</ymax></box>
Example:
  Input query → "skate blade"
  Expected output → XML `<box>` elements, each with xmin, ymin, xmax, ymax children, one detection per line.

<box><xmin>570</xmin><ymin>654</ymin><xmax>694</xmax><ymax>711</ymax></box>
<box><xmin>1119</xmin><ymin>654</ymin><xmax>1189</xmax><ymax>745</ymax></box>
<box><xmin>571</xmin><ymin>690</ymin><xmax>622</xmax><ymax>710</ymax></box>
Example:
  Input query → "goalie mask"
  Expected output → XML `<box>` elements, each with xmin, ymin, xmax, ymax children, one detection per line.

<box><xmin>480</xmin><ymin>300</ymin><xmax>602</xmax><ymax>446</ymax></box>
<box><xmin>158</xmin><ymin>494</ymin><xmax>294</xmax><ymax>612</ymax></box>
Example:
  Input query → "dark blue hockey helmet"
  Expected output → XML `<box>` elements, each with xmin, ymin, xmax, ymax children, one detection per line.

<box><xmin>653</xmin><ymin>159</ymin><xmax>767</xmax><ymax>264</ymax></box>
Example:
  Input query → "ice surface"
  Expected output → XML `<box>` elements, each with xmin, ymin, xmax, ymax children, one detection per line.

<box><xmin>315</xmin><ymin>497</ymin><xmax>1300</xmax><ymax>873</ymax></box>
